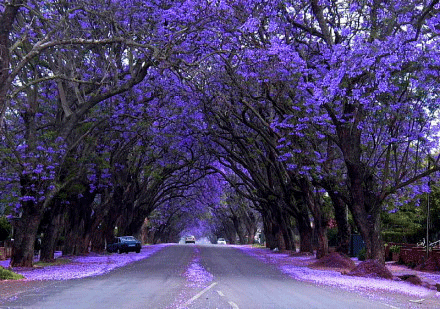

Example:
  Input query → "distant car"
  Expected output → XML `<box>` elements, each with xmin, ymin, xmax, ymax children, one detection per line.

<box><xmin>217</xmin><ymin>238</ymin><xmax>226</xmax><ymax>245</ymax></box>
<box><xmin>185</xmin><ymin>235</ymin><xmax>196</xmax><ymax>244</ymax></box>
<box><xmin>107</xmin><ymin>236</ymin><xmax>142</xmax><ymax>254</ymax></box>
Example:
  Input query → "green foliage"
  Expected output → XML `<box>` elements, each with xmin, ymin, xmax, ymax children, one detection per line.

<box><xmin>381</xmin><ymin>201</ymin><xmax>424</xmax><ymax>243</ymax></box>
<box><xmin>357</xmin><ymin>247</ymin><xmax>366</xmax><ymax>261</ymax></box>
<box><xmin>389</xmin><ymin>245</ymin><xmax>401</xmax><ymax>253</ymax></box>
<box><xmin>0</xmin><ymin>217</ymin><xmax>11</xmax><ymax>242</ymax></box>
<box><xmin>0</xmin><ymin>267</ymin><xmax>24</xmax><ymax>280</ymax></box>
<box><xmin>382</xmin><ymin>183</ymin><xmax>440</xmax><ymax>244</ymax></box>
<box><xmin>327</xmin><ymin>227</ymin><xmax>338</xmax><ymax>247</ymax></box>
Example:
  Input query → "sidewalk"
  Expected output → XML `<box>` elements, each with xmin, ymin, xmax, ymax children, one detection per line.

<box><xmin>387</xmin><ymin>261</ymin><xmax>440</xmax><ymax>288</ymax></box>
<box><xmin>236</xmin><ymin>246</ymin><xmax>440</xmax><ymax>299</ymax></box>
<box><xmin>0</xmin><ymin>244</ymin><xmax>169</xmax><ymax>280</ymax></box>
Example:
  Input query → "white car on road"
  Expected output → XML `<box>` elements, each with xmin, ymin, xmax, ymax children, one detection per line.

<box><xmin>185</xmin><ymin>235</ymin><xmax>196</xmax><ymax>244</ymax></box>
<box><xmin>217</xmin><ymin>238</ymin><xmax>226</xmax><ymax>245</ymax></box>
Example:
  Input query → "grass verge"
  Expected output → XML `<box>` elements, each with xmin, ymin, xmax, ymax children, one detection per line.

<box><xmin>34</xmin><ymin>258</ymin><xmax>71</xmax><ymax>267</ymax></box>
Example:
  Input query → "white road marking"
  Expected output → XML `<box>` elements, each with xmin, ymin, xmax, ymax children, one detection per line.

<box><xmin>381</xmin><ymin>303</ymin><xmax>400</xmax><ymax>309</ymax></box>
<box><xmin>180</xmin><ymin>282</ymin><xmax>218</xmax><ymax>308</ymax></box>
<box><xmin>217</xmin><ymin>290</ymin><xmax>225</xmax><ymax>297</ymax></box>
<box><xmin>228</xmin><ymin>301</ymin><xmax>239</xmax><ymax>309</ymax></box>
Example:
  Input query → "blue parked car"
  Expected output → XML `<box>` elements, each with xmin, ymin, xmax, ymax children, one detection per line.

<box><xmin>107</xmin><ymin>236</ymin><xmax>142</xmax><ymax>254</ymax></box>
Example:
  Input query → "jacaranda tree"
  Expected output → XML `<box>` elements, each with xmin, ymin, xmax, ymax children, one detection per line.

<box><xmin>2</xmin><ymin>0</ymin><xmax>440</xmax><ymax>267</ymax></box>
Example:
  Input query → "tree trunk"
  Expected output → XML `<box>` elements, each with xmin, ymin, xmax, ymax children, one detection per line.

<box><xmin>309</xmin><ymin>206</ymin><xmax>328</xmax><ymax>258</ymax></box>
<box><xmin>62</xmin><ymin>191</ymin><xmax>95</xmax><ymax>256</ymax></box>
<box><xmin>90</xmin><ymin>228</ymin><xmax>106</xmax><ymax>253</ymax></box>
<box><xmin>10</xmin><ymin>205</ymin><xmax>42</xmax><ymax>267</ymax></box>
<box><xmin>274</xmin><ymin>226</ymin><xmax>286</xmax><ymax>250</ymax></box>
<box><xmin>263</xmin><ymin>217</ymin><xmax>277</xmax><ymax>249</ymax></box>
<box><xmin>315</xmin><ymin>223</ymin><xmax>328</xmax><ymax>259</ymax></box>
<box><xmin>297</xmin><ymin>215</ymin><xmax>313</xmax><ymax>253</ymax></box>
<box><xmin>279</xmin><ymin>213</ymin><xmax>295</xmax><ymax>251</ymax></box>
<box><xmin>40</xmin><ymin>212</ymin><xmax>64</xmax><ymax>262</ymax></box>
<box><xmin>62</xmin><ymin>229</ymin><xmax>79</xmax><ymax>256</ymax></box>
<box><xmin>348</xmin><ymin>172</ymin><xmax>385</xmax><ymax>263</ymax></box>
<box><xmin>247</xmin><ymin>223</ymin><xmax>257</xmax><ymax>244</ymax></box>
<box><xmin>242</xmin><ymin>211</ymin><xmax>258</xmax><ymax>244</ymax></box>
<box><xmin>334</xmin><ymin>205</ymin><xmax>351</xmax><ymax>255</ymax></box>
<box><xmin>358</xmin><ymin>211</ymin><xmax>384</xmax><ymax>263</ymax></box>
<box><xmin>232</xmin><ymin>216</ymin><xmax>246</xmax><ymax>244</ymax></box>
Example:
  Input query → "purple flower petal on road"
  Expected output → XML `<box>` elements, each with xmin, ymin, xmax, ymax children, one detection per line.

<box><xmin>183</xmin><ymin>256</ymin><xmax>213</xmax><ymax>288</ymax></box>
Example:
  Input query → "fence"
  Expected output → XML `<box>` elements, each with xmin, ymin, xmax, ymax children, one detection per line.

<box><xmin>0</xmin><ymin>247</ymin><xmax>12</xmax><ymax>260</ymax></box>
<box><xmin>386</xmin><ymin>241</ymin><xmax>440</xmax><ymax>265</ymax></box>
<box><xmin>400</xmin><ymin>247</ymin><xmax>440</xmax><ymax>265</ymax></box>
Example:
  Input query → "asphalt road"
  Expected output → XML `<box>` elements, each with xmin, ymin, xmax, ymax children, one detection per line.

<box><xmin>0</xmin><ymin>245</ymin><xmax>419</xmax><ymax>309</ymax></box>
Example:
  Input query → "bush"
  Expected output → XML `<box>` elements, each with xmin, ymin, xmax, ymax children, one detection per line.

<box><xmin>357</xmin><ymin>247</ymin><xmax>366</xmax><ymax>261</ymax></box>
<box><xmin>327</xmin><ymin>228</ymin><xmax>338</xmax><ymax>247</ymax></box>
<box><xmin>0</xmin><ymin>267</ymin><xmax>24</xmax><ymax>280</ymax></box>
<box><xmin>389</xmin><ymin>245</ymin><xmax>401</xmax><ymax>253</ymax></box>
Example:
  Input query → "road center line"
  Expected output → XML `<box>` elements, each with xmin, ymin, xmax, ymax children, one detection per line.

<box><xmin>228</xmin><ymin>301</ymin><xmax>240</xmax><ymax>309</ymax></box>
<box><xmin>180</xmin><ymin>282</ymin><xmax>218</xmax><ymax>308</ymax></box>
<box><xmin>217</xmin><ymin>290</ymin><xmax>225</xmax><ymax>297</ymax></box>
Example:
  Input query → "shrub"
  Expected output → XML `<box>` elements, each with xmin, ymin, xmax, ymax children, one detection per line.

<box><xmin>357</xmin><ymin>247</ymin><xmax>366</xmax><ymax>261</ymax></box>
<box><xmin>389</xmin><ymin>245</ymin><xmax>401</xmax><ymax>253</ymax></box>
<box><xmin>0</xmin><ymin>267</ymin><xmax>24</xmax><ymax>280</ymax></box>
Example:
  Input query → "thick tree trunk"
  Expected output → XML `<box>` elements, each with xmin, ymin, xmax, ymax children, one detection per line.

<box><xmin>322</xmin><ymin>187</ymin><xmax>351</xmax><ymax>255</ymax></box>
<box><xmin>297</xmin><ymin>215</ymin><xmax>313</xmax><ymax>253</ymax></box>
<box><xmin>229</xmin><ymin>215</ymin><xmax>244</xmax><ymax>244</ymax></box>
<box><xmin>242</xmin><ymin>211</ymin><xmax>258</xmax><ymax>244</ymax></box>
<box><xmin>40</xmin><ymin>212</ymin><xmax>64</xmax><ymax>262</ymax></box>
<box><xmin>338</xmin><ymin>120</ymin><xmax>385</xmax><ymax>263</ymax></box>
<box><xmin>62</xmin><ymin>191</ymin><xmax>95</xmax><ymax>256</ymax></box>
<box><xmin>264</xmin><ymin>215</ymin><xmax>284</xmax><ymax>250</ymax></box>
<box><xmin>90</xmin><ymin>228</ymin><xmax>106</xmax><ymax>253</ymax></box>
<box><xmin>247</xmin><ymin>224</ymin><xmax>257</xmax><ymax>244</ymax></box>
<box><xmin>62</xmin><ymin>229</ymin><xmax>79</xmax><ymax>256</ymax></box>
<box><xmin>63</xmin><ymin>213</ymin><xmax>87</xmax><ymax>256</ymax></box>
<box><xmin>309</xmin><ymin>208</ymin><xmax>328</xmax><ymax>259</ymax></box>
<box><xmin>274</xmin><ymin>226</ymin><xmax>286</xmax><ymax>250</ymax></box>
<box><xmin>347</xmin><ymin>170</ymin><xmax>385</xmax><ymax>263</ymax></box>
<box><xmin>224</xmin><ymin>225</ymin><xmax>237</xmax><ymax>244</ymax></box>
<box><xmin>244</xmin><ymin>214</ymin><xmax>258</xmax><ymax>244</ymax></box>
<box><xmin>63</xmin><ymin>227</ymin><xmax>90</xmax><ymax>256</ymax></box>
<box><xmin>298</xmin><ymin>180</ymin><xmax>329</xmax><ymax>258</ymax></box>
<box><xmin>359</xmin><ymin>211</ymin><xmax>384</xmax><ymax>263</ymax></box>
<box><xmin>263</xmin><ymin>217</ymin><xmax>277</xmax><ymax>249</ymax></box>
<box><xmin>124</xmin><ymin>208</ymin><xmax>150</xmax><ymax>237</ymax></box>
<box><xmin>315</xmin><ymin>223</ymin><xmax>328</xmax><ymax>259</ymax></box>
<box><xmin>10</xmin><ymin>205</ymin><xmax>42</xmax><ymax>267</ymax></box>
<box><xmin>279</xmin><ymin>213</ymin><xmax>295</xmax><ymax>251</ymax></box>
